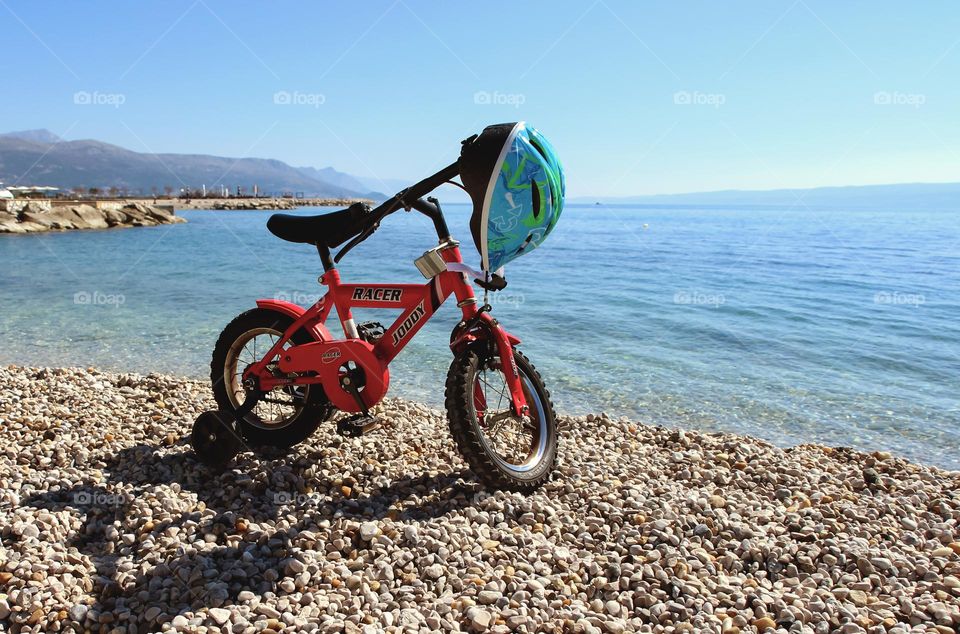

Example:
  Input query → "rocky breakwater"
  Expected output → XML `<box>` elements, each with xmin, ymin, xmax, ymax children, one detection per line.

<box><xmin>0</xmin><ymin>365</ymin><xmax>958</xmax><ymax>633</ymax></box>
<box><xmin>0</xmin><ymin>202</ymin><xmax>185</xmax><ymax>234</ymax></box>
<box><xmin>179</xmin><ymin>198</ymin><xmax>370</xmax><ymax>210</ymax></box>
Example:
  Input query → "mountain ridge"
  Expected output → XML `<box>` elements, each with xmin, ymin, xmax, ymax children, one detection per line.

<box><xmin>0</xmin><ymin>129</ymin><xmax>378</xmax><ymax>198</ymax></box>
<box><xmin>5</xmin><ymin>129</ymin><xmax>956</xmax><ymax>208</ymax></box>
<box><xmin>0</xmin><ymin>129</ymin><xmax>63</xmax><ymax>144</ymax></box>
<box><xmin>574</xmin><ymin>181</ymin><xmax>960</xmax><ymax>210</ymax></box>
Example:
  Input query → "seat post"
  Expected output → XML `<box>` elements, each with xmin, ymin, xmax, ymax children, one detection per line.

<box><xmin>316</xmin><ymin>242</ymin><xmax>335</xmax><ymax>271</ymax></box>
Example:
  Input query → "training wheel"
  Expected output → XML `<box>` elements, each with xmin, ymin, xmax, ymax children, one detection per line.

<box><xmin>191</xmin><ymin>410</ymin><xmax>242</xmax><ymax>469</ymax></box>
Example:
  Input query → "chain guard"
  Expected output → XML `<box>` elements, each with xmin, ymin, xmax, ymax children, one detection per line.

<box><xmin>277</xmin><ymin>339</ymin><xmax>389</xmax><ymax>413</ymax></box>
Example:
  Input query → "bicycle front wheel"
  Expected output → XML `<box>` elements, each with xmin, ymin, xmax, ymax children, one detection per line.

<box><xmin>445</xmin><ymin>347</ymin><xmax>558</xmax><ymax>491</ymax></box>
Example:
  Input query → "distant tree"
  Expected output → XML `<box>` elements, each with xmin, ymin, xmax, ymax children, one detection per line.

<box><xmin>108</xmin><ymin>186</ymin><xmax>119</xmax><ymax>198</ymax></box>
<box><xmin>151</xmin><ymin>186</ymin><xmax>158</xmax><ymax>197</ymax></box>
<box><xmin>71</xmin><ymin>186</ymin><xmax>84</xmax><ymax>198</ymax></box>
<box><xmin>163</xmin><ymin>185</ymin><xmax>173</xmax><ymax>197</ymax></box>
<box><xmin>88</xmin><ymin>187</ymin><xmax>100</xmax><ymax>197</ymax></box>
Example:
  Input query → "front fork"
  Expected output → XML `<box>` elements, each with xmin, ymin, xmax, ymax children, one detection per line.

<box><xmin>454</xmin><ymin>310</ymin><xmax>528</xmax><ymax>417</ymax></box>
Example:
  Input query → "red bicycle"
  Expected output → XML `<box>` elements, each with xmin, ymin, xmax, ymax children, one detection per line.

<box><xmin>192</xmin><ymin>147</ymin><xmax>560</xmax><ymax>491</ymax></box>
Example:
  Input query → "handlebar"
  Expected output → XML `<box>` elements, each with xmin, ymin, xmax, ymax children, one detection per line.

<box><xmin>372</xmin><ymin>160</ymin><xmax>460</xmax><ymax>220</ymax></box>
<box><xmin>334</xmin><ymin>161</ymin><xmax>460</xmax><ymax>263</ymax></box>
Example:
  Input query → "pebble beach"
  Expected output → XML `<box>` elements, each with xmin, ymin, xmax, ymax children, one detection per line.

<box><xmin>0</xmin><ymin>365</ymin><xmax>958</xmax><ymax>633</ymax></box>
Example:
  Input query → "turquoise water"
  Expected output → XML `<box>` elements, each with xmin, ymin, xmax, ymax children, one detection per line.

<box><xmin>1</xmin><ymin>204</ymin><xmax>957</xmax><ymax>469</ymax></box>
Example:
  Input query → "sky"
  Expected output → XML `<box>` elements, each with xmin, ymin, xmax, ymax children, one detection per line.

<box><xmin>1</xmin><ymin>1</ymin><xmax>959</xmax><ymax>197</ymax></box>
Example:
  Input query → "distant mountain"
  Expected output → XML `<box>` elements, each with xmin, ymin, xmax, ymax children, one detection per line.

<box><xmin>355</xmin><ymin>175</ymin><xmax>416</xmax><ymax>197</ymax></box>
<box><xmin>0</xmin><ymin>129</ymin><xmax>63</xmax><ymax>144</ymax></box>
<box><xmin>0</xmin><ymin>129</ymin><xmax>378</xmax><ymax>198</ymax></box>
<box><xmin>297</xmin><ymin>166</ymin><xmax>434</xmax><ymax>200</ymax></box>
<box><xmin>574</xmin><ymin>182</ymin><xmax>960</xmax><ymax>210</ymax></box>
<box><xmin>296</xmin><ymin>166</ymin><xmax>387</xmax><ymax>199</ymax></box>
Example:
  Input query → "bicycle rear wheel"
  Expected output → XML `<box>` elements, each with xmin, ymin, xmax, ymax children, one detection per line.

<box><xmin>210</xmin><ymin>308</ymin><xmax>333</xmax><ymax>447</ymax></box>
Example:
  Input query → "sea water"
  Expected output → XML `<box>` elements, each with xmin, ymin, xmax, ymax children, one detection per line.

<box><xmin>1</xmin><ymin>204</ymin><xmax>957</xmax><ymax>469</ymax></box>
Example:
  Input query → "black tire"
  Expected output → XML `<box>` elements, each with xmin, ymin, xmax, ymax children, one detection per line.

<box><xmin>445</xmin><ymin>347</ymin><xmax>558</xmax><ymax>492</ymax></box>
<box><xmin>210</xmin><ymin>308</ymin><xmax>333</xmax><ymax>447</ymax></box>
<box><xmin>191</xmin><ymin>410</ymin><xmax>242</xmax><ymax>469</ymax></box>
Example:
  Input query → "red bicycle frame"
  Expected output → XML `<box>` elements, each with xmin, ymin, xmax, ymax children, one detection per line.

<box><xmin>242</xmin><ymin>241</ymin><xmax>528</xmax><ymax>415</ymax></box>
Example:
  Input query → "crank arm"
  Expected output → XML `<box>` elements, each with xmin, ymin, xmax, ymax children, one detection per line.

<box><xmin>341</xmin><ymin>374</ymin><xmax>371</xmax><ymax>417</ymax></box>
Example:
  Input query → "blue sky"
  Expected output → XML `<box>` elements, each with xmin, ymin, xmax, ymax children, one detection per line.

<box><xmin>1</xmin><ymin>1</ymin><xmax>958</xmax><ymax>197</ymax></box>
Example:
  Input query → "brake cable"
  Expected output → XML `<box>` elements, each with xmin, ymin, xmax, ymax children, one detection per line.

<box><xmin>334</xmin><ymin>222</ymin><xmax>379</xmax><ymax>263</ymax></box>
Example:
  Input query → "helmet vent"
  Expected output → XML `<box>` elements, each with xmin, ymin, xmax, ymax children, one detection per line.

<box><xmin>531</xmin><ymin>182</ymin><xmax>541</xmax><ymax>218</ymax></box>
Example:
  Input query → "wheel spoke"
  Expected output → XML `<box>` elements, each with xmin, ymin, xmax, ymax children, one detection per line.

<box><xmin>468</xmin><ymin>357</ymin><xmax>548</xmax><ymax>471</ymax></box>
<box><xmin>478</xmin><ymin>376</ymin><xmax>509</xmax><ymax>405</ymax></box>
<box><xmin>225</xmin><ymin>327</ymin><xmax>305</xmax><ymax>428</ymax></box>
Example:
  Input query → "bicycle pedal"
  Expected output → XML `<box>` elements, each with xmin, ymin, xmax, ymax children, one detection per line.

<box><xmin>336</xmin><ymin>415</ymin><xmax>380</xmax><ymax>438</ymax></box>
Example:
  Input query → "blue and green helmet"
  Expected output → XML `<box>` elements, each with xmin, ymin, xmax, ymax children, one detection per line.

<box><xmin>460</xmin><ymin>122</ymin><xmax>565</xmax><ymax>274</ymax></box>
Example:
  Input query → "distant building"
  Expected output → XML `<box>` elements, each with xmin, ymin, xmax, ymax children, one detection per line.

<box><xmin>4</xmin><ymin>185</ymin><xmax>59</xmax><ymax>198</ymax></box>
<box><xmin>0</xmin><ymin>183</ymin><xmax>12</xmax><ymax>200</ymax></box>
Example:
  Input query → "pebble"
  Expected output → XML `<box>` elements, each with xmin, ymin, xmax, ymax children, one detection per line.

<box><xmin>932</xmin><ymin>547</ymin><xmax>954</xmax><ymax>558</ymax></box>
<box><xmin>477</xmin><ymin>590</ymin><xmax>500</xmax><ymax>605</ymax></box>
<box><xmin>359</xmin><ymin>522</ymin><xmax>380</xmax><ymax>541</ymax></box>
<box><xmin>0</xmin><ymin>365</ymin><xmax>957</xmax><ymax>633</ymax></box>
<box><xmin>284</xmin><ymin>558</ymin><xmax>306</xmax><ymax>574</ymax></box>
<box><xmin>467</xmin><ymin>607</ymin><xmax>493</xmax><ymax>630</ymax></box>
<box><xmin>709</xmin><ymin>495</ymin><xmax>726</xmax><ymax>508</ymax></box>
<box><xmin>209</xmin><ymin>607</ymin><xmax>231</xmax><ymax>625</ymax></box>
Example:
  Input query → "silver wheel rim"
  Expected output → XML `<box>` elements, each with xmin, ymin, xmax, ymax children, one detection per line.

<box><xmin>471</xmin><ymin>359</ymin><xmax>549</xmax><ymax>473</ymax></box>
<box><xmin>224</xmin><ymin>327</ymin><xmax>307</xmax><ymax>430</ymax></box>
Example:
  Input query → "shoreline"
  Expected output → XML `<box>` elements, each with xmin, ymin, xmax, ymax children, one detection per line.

<box><xmin>169</xmin><ymin>197</ymin><xmax>371</xmax><ymax>211</ymax></box>
<box><xmin>1</xmin><ymin>364</ymin><xmax>958</xmax><ymax>632</ymax></box>
<box><xmin>0</xmin><ymin>198</ymin><xmax>374</xmax><ymax>234</ymax></box>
